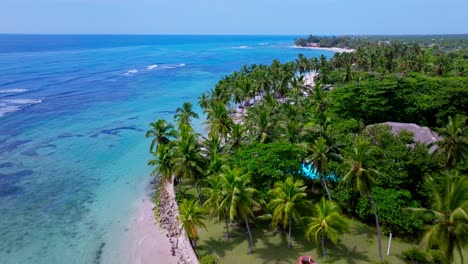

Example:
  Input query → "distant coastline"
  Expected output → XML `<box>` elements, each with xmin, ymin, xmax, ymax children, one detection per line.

<box><xmin>292</xmin><ymin>45</ymin><xmax>356</xmax><ymax>53</ymax></box>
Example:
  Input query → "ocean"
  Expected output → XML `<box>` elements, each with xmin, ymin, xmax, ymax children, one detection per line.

<box><xmin>0</xmin><ymin>35</ymin><xmax>333</xmax><ymax>264</ymax></box>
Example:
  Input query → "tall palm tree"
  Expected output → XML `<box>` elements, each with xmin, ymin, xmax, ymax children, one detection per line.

<box><xmin>246</xmin><ymin>105</ymin><xmax>275</xmax><ymax>144</ymax></box>
<box><xmin>409</xmin><ymin>176</ymin><xmax>468</xmax><ymax>264</ymax></box>
<box><xmin>198</xmin><ymin>92</ymin><xmax>211</xmax><ymax>113</ymax></box>
<box><xmin>435</xmin><ymin>114</ymin><xmax>468</xmax><ymax>169</ymax></box>
<box><xmin>203</xmin><ymin>175</ymin><xmax>230</xmax><ymax>239</ymax></box>
<box><xmin>145</xmin><ymin>119</ymin><xmax>177</xmax><ymax>153</ymax></box>
<box><xmin>305</xmin><ymin>137</ymin><xmax>336</xmax><ymax>201</ymax></box>
<box><xmin>219</xmin><ymin>166</ymin><xmax>259</xmax><ymax>253</ymax></box>
<box><xmin>225</xmin><ymin>123</ymin><xmax>246</xmax><ymax>152</ymax></box>
<box><xmin>342</xmin><ymin>138</ymin><xmax>384</xmax><ymax>262</ymax></box>
<box><xmin>179</xmin><ymin>199</ymin><xmax>207</xmax><ymax>250</ymax></box>
<box><xmin>204</xmin><ymin>101</ymin><xmax>233</xmax><ymax>141</ymax></box>
<box><xmin>172</xmin><ymin>134</ymin><xmax>205</xmax><ymax>187</ymax></box>
<box><xmin>268</xmin><ymin>176</ymin><xmax>312</xmax><ymax>248</ymax></box>
<box><xmin>148</xmin><ymin>143</ymin><xmax>174</xmax><ymax>182</ymax></box>
<box><xmin>174</xmin><ymin>102</ymin><xmax>199</xmax><ymax>135</ymax></box>
<box><xmin>295</xmin><ymin>53</ymin><xmax>309</xmax><ymax>75</ymax></box>
<box><xmin>304</xmin><ymin>197</ymin><xmax>349</xmax><ymax>256</ymax></box>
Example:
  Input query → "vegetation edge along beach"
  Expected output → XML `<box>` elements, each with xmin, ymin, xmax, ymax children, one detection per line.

<box><xmin>146</xmin><ymin>35</ymin><xmax>468</xmax><ymax>264</ymax></box>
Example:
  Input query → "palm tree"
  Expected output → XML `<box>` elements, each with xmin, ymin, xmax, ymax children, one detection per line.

<box><xmin>179</xmin><ymin>199</ymin><xmax>207</xmax><ymax>250</ymax></box>
<box><xmin>174</xmin><ymin>102</ymin><xmax>199</xmax><ymax>135</ymax></box>
<box><xmin>304</xmin><ymin>197</ymin><xmax>349</xmax><ymax>256</ymax></box>
<box><xmin>219</xmin><ymin>166</ymin><xmax>259</xmax><ymax>253</ymax></box>
<box><xmin>295</xmin><ymin>53</ymin><xmax>309</xmax><ymax>75</ymax></box>
<box><xmin>409</xmin><ymin>176</ymin><xmax>468</xmax><ymax>264</ymax></box>
<box><xmin>435</xmin><ymin>114</ymin><xmax>468</xmax><ymax>169</ymax></box>
<box><xmin>246</xmin><ymin>105</ymin><xmax>275</xmax><ymax>144</ymax></box>
<box><xmin>268</xmin><ymin>176</ymin><xmax>312</xmax><ymax>248</ymax></box>
<box><xmin>198</xmin><ymin>92</ymin><xmax>211</xmax><ymax>113</ymax></box>
<box><xmin>145</xmin><ymin>119</ymin><xmax>177</xmax><ymax>153</ymax></box>
<box><xmin>148</xmin><ymin>143</ymin><xmax>174</xmax><ymax>182</ymax></box>
<box><xmin>172</xmin><ymin>134</ymin><xmax>205</xmax><ymax>189</ymax></box>
<box><xmin>342</xmin><ymin>138</ymin><xmax>384</xmax><ymax>262</ymax></box>
<box><xmin>225</xmin><ymin>123</ymin><xmax>246</xmax><ymax>152</ymax></box>
<box><xmin>305</xmin><ymin>137</ymin><xmax>336</xmax><ymax>201</ymax></box>
<box><xmin>203</xmin><ymin>175</ymin><xmax>230</xmax><ymax>239</ymax></box>
<box><xmin>204</xmin><ymin>101</ymin><xmax>233</xmax><ymax>141</ymax></box>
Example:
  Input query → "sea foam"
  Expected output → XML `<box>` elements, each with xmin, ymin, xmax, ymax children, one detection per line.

<box><xmin>124</xmin><ymin>69</ymin><xmax>139</xmax><ymax>76</ymax></box>
<box><xmin>147</xmin><ymin>65</ymin><xmax>158</xmax><ymax>70</ymax></box>
<box><xmin>0</xmin><ymin>89</ymin><xmax>29</xmax><ymax>94</ymax></box>
<box><xmin>0</xmin><ymin>98</ymin><xmax>42</xmax><ymax>117</ymax></box>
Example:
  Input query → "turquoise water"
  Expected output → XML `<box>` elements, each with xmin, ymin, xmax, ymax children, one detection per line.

<box><xmin>0</xmin><ymin>35</ymin><xmax>333</xmax><ymax>264</ymax></box>
<box><xmin>302</xmin><ymin>163</ymin><xmax>337</xmax><ymax>181</ymax></box>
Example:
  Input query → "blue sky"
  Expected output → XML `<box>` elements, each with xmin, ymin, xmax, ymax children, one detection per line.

<box><xmin>1</xmin><ymin>0</ymin><xmax>467</xmax><ymax>35</ymax></box>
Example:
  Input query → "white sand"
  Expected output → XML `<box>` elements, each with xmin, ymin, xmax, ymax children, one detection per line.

<box><xmin>126</xmin><ymin>194</ymin><xmax>178</xmax><ymax>264</ymax></box>
<box><xmin>293</xmin><ymin>45</ymin><xmax>356</xmax><ymax>53</ymax></box>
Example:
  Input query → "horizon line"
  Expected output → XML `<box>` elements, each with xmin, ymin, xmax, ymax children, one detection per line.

<box><xmin>1</xmin><ymin>33</ymin><xmax>468</xmax><ymax>37</ymax></box>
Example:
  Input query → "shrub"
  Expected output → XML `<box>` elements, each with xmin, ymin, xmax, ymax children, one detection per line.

<box><xmin>200</xmin><ymin>254</ymin><xmax>221</xmax><ymax>264</ymax></box>
<box><xmin>402</xmin><ymin>246</ymin><xmax>430</xmax><ymax>263</ymax></box>
<box><xmin>356</xmin><ymin>187</ymin><xmax>423</xmax><ymax>235</ymax></box>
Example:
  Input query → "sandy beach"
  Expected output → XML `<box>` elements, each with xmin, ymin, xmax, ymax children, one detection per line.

<box><xmin>293</xmin><ymin>45</ymin><xmax>356</xmax><ymax>53</ymax></box>
<box><xmin>125</xmin><ymin>187</ymin><xmax>178</xmax><ymax>264</ymax></box>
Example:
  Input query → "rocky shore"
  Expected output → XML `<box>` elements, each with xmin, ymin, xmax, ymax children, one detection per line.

<box><xmin>158</xmin><ymin>178</ymin><xmax>199</xmax><ymax>264</ymax></box>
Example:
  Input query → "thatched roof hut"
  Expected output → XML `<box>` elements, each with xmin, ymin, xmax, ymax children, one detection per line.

<box><xmin>378</xmin><ymin>122</ymin><xmax>442</xmax><ymax>153</ymax></box>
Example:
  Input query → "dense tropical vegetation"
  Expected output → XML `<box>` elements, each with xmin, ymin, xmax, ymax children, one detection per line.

<box><xmin>147</xmin><ymin>36</ymin><xmax>467</xmax><ymax>263</ymax></box>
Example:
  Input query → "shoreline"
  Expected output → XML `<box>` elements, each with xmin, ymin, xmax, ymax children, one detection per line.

<box><xmin>293</xmin><ymin>45</ymin><xmax>356</xmax><ymax>53</ymax></box>
<box><xmin>124</xmin><ymin>183</ymin><xmax>178</xmax><ymax>264</ymax></box>
<box><xmin>158</xmin><ymin>178</ymin><xmax>199</xmax><ymax>264</ymax></box>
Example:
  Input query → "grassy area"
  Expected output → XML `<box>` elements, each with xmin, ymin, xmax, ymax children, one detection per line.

<box><xmin>197</xmin><ymin>218</ymin><xmax>412</xmax><ymax>264</ymax></box>
<box><xmin>197</xmin><ymin>218</ymin><xmax>467</xmax><ymax>264</ymax></box>
<box><xmin>181</xmin><ymin>183</ymin><xmax>466</xmax><ymax>264</ymax></box>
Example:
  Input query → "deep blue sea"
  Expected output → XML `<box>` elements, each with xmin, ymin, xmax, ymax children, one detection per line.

<box><xmin>0</xmin><ymin>35</ymin><xmax>333</xmax><ymax>264</ymax></box>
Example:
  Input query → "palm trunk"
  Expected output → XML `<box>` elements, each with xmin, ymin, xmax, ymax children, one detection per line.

<box><xmin>321</xmin><ymin>229</ymin><xmax>326</xmax><ymax>256</ymax></box>
<box><xmin>369</xmin><ymin>193</ymin><xmax>383</xmax><ymax>262</ymax></box>
<box><xmin>321</xmin><ymin>176</ymin><xmax>332</xmax><ymax>201</ymax></box>
<box><xmin>288</xmin><ymin>218</ymin><xmax>292</xmax><ymax>248</ymax></box>
<box><xmin>317</xmin><ymin>166</ymin><xmax>332</xmax><ymax>201</ymax></box>
<box><xmin>224</xmin><ymin>218</ymin><xmax>229</xmax><ymax>240</ymax></box>
<box><xmin>191</xmin><ymin>238</ymin><xmax>197</xmax><ymax>251</ymax></box>
<box><xmin>244</xmin><ymin>217</ymin><xmax>254</xmax><ymax>254</ymax></box>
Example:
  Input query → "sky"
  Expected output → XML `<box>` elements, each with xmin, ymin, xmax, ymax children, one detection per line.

<box><xmin>1</xmin><ymin>0</ymin><xmax>467</xmax><ymax>35</ymax></box>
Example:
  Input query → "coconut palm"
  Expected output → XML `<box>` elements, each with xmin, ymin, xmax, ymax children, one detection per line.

<box><xmin>204</xmin><ymin>101</ymin><xmax>233</xmax><ymax>141</ymax></box>
<box><xmin>179</xmin><ymin>199</ymin><xmax>207</xmax><ymax>250</ymax></box>
<box><xmin>198</xmin><ymin>92</ymin><xmax>211</xmax><ymax>113</ymax></box>
<box><xmin>246</xmin><ymin>105</ymin><xmax>275</xmax><ymax>144</ymax></box>
<box><xmin>409</xmin><ymin>175</ymin><xmax>468</xmax><ymax>264</ymax></box>
<box><xmin>435</xmin><ymin>114</ymin><xmax>468</xmax><ymax>169</ymax></box>
<box><xmin>225</xmin><ymin>123</ymin><xmax>246</xmax><ymax>152</ymax></box>
<box><xmin>147</xmin><ymin>143</ymin><xmax>174</xmax><ymax>182</ymax></box>
<box><xmin>172</xmin><ymin>134</ymin><xmax>205</xmax><ymax>187</ymax></box>
<box><xmin>145</xmin><ymin>119</ymin><xmax>177</xmax><ymax>153</ymax></box>
<box><xmin>268</xmin><ymin>176</ymin><xmax>312</xmax><ymax>248</ymax></box>
<box><xmin>295</xmin><ymin>53</ymin><xmax>309</xmax><ymax>75</ymax></box>
<box><xmin>342</xmin><ymin>138</ymin><xmax>383</xmax><ymax>262</ymax></box>
<box><xmin>219</xmin><ymin>166</ymin><xmax>259</xmax><ymax>253</ymax></box>
<box><xmin>304</xmin><ymin>197</ymin><xmax>349</xmax><ymax>256</ymax></box>
<box><xmin>203</xmin><ymin>175</ymin><xmax>230</xmax><ymax>239</ymax></box>
<box><xmin>174</xmin><ymin>102</ymin><xmax>199</xmax><ymax>135</ymax></box>
<box><xmin>305</xmin><ymin>137</ymin><xmax>337</xmax><ymax>201</ymax></box>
